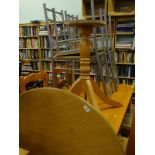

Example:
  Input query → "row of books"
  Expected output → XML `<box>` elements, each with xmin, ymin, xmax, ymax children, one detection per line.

<box><xmin>115</xmin><ymin>51</ymin><xmax>135</xmax><ymax>63</ymax></box>
<box><xmin>41</xmin><ymin>50</ymin><xmax>52</xmax><ymax>60</ymax></box>
<box><xmin>116</xmin><ymin>20</ymin><xmax>134</xmax><ymax>49</ymax></box>
<box><xmin>41</xmin><ymin>62</ymin><xmax>52</xmax><ymax>71</ymax></box>
<box><xmin>19</xmin><ymin>50</ymin><xmax>39</xmax><ymax>60</ymax></box>
<box><xmin>39</xmin><ymin>24</ymin><xmax>67</xmax><ymax>37</ymax></box>
<box><xmin>19</xmin><ymin>38</ymin><xmax>38</xmax><ymax>48</ymax></box>
<box><xmin>116</xmin><ymin>26</ymin><xmax>134</xmax><ymax>33</ymax></box>
<box><xmin>19</xmin><ymin>26</ymin><xmax>37</xmax><ymax>37</ymax></box>
<box><xmin>19</xmin><ymin>24</ymin><xmax>71</xmax><ymax>38</ymax></box>
<box><xmin>115</xmin><ymin>1</ymin><xmax>135</xmax><ymax>12</ymax></box>
<box><xmin>117</xmin><ymin>65</ymin><xmax>135</xmax><ymax>77</ymax></box>
<box><xmin>21</xmin><ymin>62</ymin><xmax>39</xmax><ymax>70</ymax></box>
<box><xmin>40</xmin><ymin>36</ymin><xmax>50</xmax><ymax>48</ymax></box>
<box><xmin>39</xmin><ymin>36</ymin><xmax>57</xmax><ymax>49</ymax></box>
<box><xmin>21</xmin><ymin>61</ymin><xmax>73</xmax><ymax>72</ymax></box>
<box><xmin>39</xmin><ymin>24</ymin><xmax>56</xmax><ymax>36</ymax></box>
<box><xmin>116</xmin><ymin>20</ymin><xmax>135</xmax><ymax>33</ymax></box>
<box><xmin>21</xmin><ymin>61</ymin><xmax>53</xmax><ymax>71</ymax></box>
<box><xmin>115</xmin><ymin>35</ymin><xmax>134</xmax><ymax>49</ymax></box>
<box><xmin>39</xmin><ymin>30</ymin><xmax>48</xmax><ymax>36</ymax></box>
<box><xmin>96</xmin><ymin>38</ymin><xmax>111</xmax><ymax>49</ymax></box>
<box><xmin>116</xmin><ymin>79</ymin><xmax>135</xmax><ymax>85</ymax></box>
<box><xmin>90</xmin><ymin>64</ymin><xmax>108</xmax><ymax>76</ymax></box>
<box><xmin>19</xmin><ymin>36</ymin><xmax>78</xmax><ymax>51</ymax></box>
<box><xmin>19</xmin><ymin>37</ymin><xmax>56</xmax><ymax>49</ymax></box>
<box><xmin>19</xmin><ymin>24</ymin><xmax>56</xmax><ymax>37</ymax></box>
<box><xmin>28</xmin><ymin>62</ymin><xmax>52</xmax><ymax>71</ymax></box>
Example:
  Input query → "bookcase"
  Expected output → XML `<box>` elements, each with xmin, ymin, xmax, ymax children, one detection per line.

<box><xmin>108</xmin><ymin>0</ymin><xmax>135</xmax><ymax>16</ymax></box>
<box><xmin>19</xmin><ymin>21</ymin><xmax>72</xmax><ymax>86</ymax></box>
<box><xmin>114</xmin><ymin>17</ymin><xmax>135</xmax><ymax>86</ymax></box>
<box><xmin>81</xmin><ymin>0</ymin><xmax>117</xmax><ymax>88</ymax></box>
<box><xmin>82</xmin><ymin>0</ymin><xmax>108</xmax><ymax>19</ymax></box>
<box><xmin>81</xmin><ymin>0</ymin><xmax>135</xmax><ymax>86</ymax></box>
<box><xmin>108</xmin><ymin>2</ymin><xmax>135</xmax><ymax>138</ymax></box>
<box><xmin>19</xmin><ymin>23</ymin><xmax>40</xmax><ymax>72</ymax></box>
<box><xmin>108</xmin><ymin>0</ymin><xmax>135</xmax><ymax>105</ymax></box>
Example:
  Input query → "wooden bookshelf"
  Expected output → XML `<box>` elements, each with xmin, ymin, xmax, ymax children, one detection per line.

<box><xmin>82</xmin><ymin>0</ymin><xmax>108</xmax><ymax>19</ymax></box>
<box><xmin>114</xmin><ymin>17</ymin><xmax>135</xmax><ymax>86</ymax></box>
<box><xmin>118</xmin><ymin>76</ymin><xmax>135</xmax><ymax>80</ymax></box>
<box><xmin>116</xmin><ymin>32</ymin><xmax>134</xmax><ymax>35</ymax></box>
<box><xmin>81</xmin><ymin>0</ymin><xmax>135</xmax><ymax>85</ymax></box>
<box><xmin>108</xmin><ymin>0</ymin><xmax>135</xmax><ymax>16</ymax></box>
<box><xmin>81</xmin><ymin>0</ymin><xmax>135</xmax><ymax>108</ymax></box>
<box><xmin>19</xmin><ymin>21</ymin><xmax>72</xmax><ymax>87</ymax></box>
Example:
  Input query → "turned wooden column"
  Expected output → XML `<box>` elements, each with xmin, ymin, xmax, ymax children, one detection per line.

<box><xmin>66</xmin><ymin>20</ymin><xmax>104</xmax><ymax>79</ymax></box>
<box><xmin>65</xmin><ymin>20</ymin><xmax>122</xmax><ymax>110</ymax></box>
<box><xmin>79</xmin><ymin>26</ymin><xmax>92</xmax><ymax>79</ymax></box>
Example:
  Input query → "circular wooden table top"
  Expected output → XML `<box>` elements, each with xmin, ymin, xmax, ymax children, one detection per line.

<box><xmin>19</xmin><ymin>88</ymin><xmax>125</xmax><ymax>155</ymax></box>
<box><xmin>65</xmin><ymin>19</ymin><xmax>105</xmax><ymax>27</ymax></box>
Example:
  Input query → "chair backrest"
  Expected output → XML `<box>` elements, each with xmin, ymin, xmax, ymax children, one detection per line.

<box><xmin>19</xmin><ymin>71</ymin><xmax>48</xmax><ymax>93</ymax></box>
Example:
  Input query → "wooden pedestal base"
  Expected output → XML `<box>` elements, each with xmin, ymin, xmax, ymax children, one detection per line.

<box><xmin>66</xmin><ymin>20</ymin><xmax>122</xmax><ymax>111</ymax></box>
<box><xmin>70</xmin><ymin>78</ymin><xmax>122</xmax><ymax>111</ymax></box>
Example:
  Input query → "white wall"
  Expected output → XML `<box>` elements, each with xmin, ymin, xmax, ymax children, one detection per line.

<box><xmin>19</xmin><ymin>0</ymin><xmax>82</xmax><ymax>23</ymax></box>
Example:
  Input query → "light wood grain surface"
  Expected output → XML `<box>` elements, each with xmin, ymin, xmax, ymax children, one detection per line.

<box><xmin>101</xmin><ymin>84</ymin><xmax>134</xmax><ymax>134</ymax></box>
<box><xmin>19</xmin><ymin>148</ymin><xmax>29</xmax><ymax>155</ymax></box>
<box><xmin>20</xmin><ymin>88</ymin><xmax>125</xmax><ymax>155</ymax></box>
